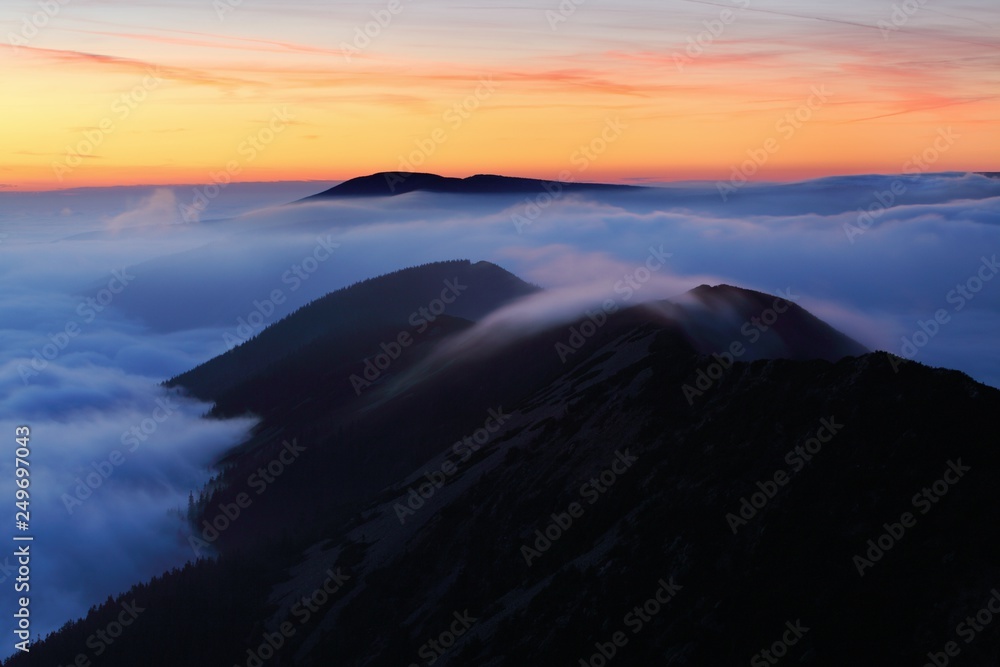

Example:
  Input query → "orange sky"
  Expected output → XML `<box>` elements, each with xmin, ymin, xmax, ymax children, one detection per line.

<box><xmin>1</xmin><ymin>0</ymin><xmax>997</xmax><ymax>190</ymax></box>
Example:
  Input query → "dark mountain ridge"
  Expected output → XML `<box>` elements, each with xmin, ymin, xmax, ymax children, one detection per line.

<box><xmin>300</xmin><ymin>172</ymin><xmax>641</xmax><ymax>199</ymax></box>
<box><xmin>15</xmin><ymin>261</ymin><xmax>1000</xmax><ymax>667</ymax></box>
<box><xmin>167</xmin><ymin>259</ymin><xmax>539</xmax><ymax>404</ymax></box>
<box><xmin>158</xmin><ymin>266</ymin><xmax>870</xmax><ymax>557</ymax></box>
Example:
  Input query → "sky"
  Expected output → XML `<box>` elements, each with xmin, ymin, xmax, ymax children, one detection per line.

<box><xmin>1</xmin><ymin>0</ymin><xmax>998</xmax><ymax>190</ymax></box>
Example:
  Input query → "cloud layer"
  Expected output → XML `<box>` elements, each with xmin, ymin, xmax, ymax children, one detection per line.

<box><xmin>1</xmin><ymin>172</ymin><xmax>998</xmax><ymax>643</ymax></box>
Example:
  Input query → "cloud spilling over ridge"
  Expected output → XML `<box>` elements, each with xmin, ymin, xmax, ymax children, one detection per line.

<box><xmin>407</xmin><ymin>249</ymin><xmax>721</xmax><ymax>364</ymax></box>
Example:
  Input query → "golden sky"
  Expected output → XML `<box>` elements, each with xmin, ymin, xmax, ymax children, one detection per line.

<box><xmin>1</xmin><ymin>0</ymin><xmax>997</xmax><ymax>190</ymax></box>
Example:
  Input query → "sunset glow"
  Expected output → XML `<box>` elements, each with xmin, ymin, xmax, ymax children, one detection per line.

<box><xmin>1</xmin><ymin>0</ymin><xmax>997</xmax><ymax>190</ymax></box>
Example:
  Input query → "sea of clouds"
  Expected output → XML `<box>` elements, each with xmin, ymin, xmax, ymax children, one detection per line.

<box><xmin>1</xmin><ymin>171</ymin><xmax>998</xmax><ymax>644</ymax></box>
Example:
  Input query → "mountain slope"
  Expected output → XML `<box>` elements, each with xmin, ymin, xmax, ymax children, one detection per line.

<box><xmin>163</xmin><ymin>270</ymin><xmax>869</xmax><ymax>556</ymax></box>
<box><xmin>287</xmin><ymin>348</ymin><xmax>998</xmax><ymax>667</ymax></box>
<box><xmin>167</xmin><ymin>259</ymin><xmax>539</xmax><ymax>404</ymax></box>
<box><xmin>14</xmin><ymin>264</ymin><xmax>999</xmax><ymax>667</ymax></box>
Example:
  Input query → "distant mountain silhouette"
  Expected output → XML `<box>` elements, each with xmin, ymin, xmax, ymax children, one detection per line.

<box><xmin>19</xmin><ymin>261</ymin><xmax>1000</xmax><ymax>667</ymax></box>
<box><xmin>299</xmin><ymin>172</ymin><xmax>641</xmax><ymax>199</ymax></box>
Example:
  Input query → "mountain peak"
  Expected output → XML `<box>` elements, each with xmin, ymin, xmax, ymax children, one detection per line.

<box><xmin>661</xmin><ymin>283</ymin><xmax>868</xmax><ymax>361</ymax></box>
<box><xmin>299</xmin><ymin>172</ymin><xmax>641</xmax><ymax>199</ymax></box>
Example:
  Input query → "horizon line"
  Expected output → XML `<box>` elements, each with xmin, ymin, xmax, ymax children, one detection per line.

<box><xmin>4</xmin><ymin>169</ymin><xmax>995</xmax><ymax>194</ymax></box>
